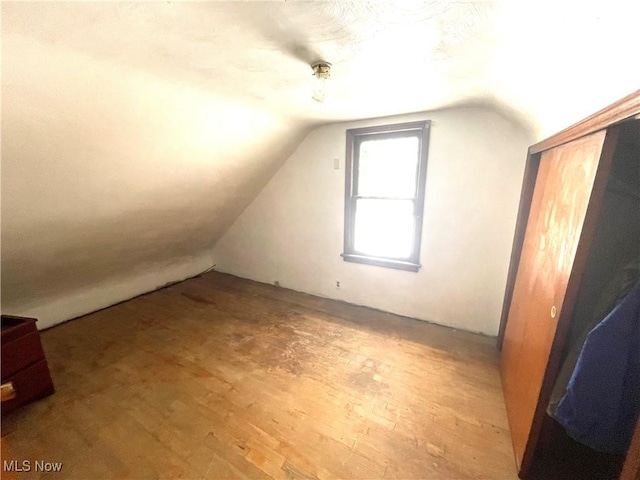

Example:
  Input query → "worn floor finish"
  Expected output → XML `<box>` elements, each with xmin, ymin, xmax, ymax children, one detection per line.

<box><xmin>1</xmin><ymin>272</ymin><xmax>517</xmax><ymax>479</ymax></box>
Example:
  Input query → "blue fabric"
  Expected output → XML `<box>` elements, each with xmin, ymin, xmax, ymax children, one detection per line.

<box><xmin>555</xmin><ymin>281</ymin><xmax>640</xmax><ymax>453</ymax></box>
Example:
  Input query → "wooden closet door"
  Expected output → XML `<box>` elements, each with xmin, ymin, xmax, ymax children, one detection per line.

<box><xmin>501</xmin><ymin>130</ymin><xmax>611</xmax><ymax>474</ymax></box>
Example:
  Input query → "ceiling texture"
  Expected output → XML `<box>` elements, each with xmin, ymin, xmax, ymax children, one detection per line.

<box><xmin>6</xmin><ymin>1</ymin><xmax>640</xmax><ymax>135</ymax></box>
<box><xmin>2</xmin><ymin>1</ymin><xmax>639</xmax><ymax>323</ymax></box>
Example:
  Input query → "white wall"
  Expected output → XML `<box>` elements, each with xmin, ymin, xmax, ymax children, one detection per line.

<box><xmin>1</xmin><ymin>33</ymin><xmax>306</xmax><ymax>329</ymax></box>
<box><xmin>212</xmin><ymin>107</ymin><xmax>535</xmax><ymax>336</ymax></box>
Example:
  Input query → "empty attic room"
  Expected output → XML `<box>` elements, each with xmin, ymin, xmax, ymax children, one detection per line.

<box><xmin>2</xmin><ymin>1</ymin><xmax>640</xmax><ymax>480</ymax></box>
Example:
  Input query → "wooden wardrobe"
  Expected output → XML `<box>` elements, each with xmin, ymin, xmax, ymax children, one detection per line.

<box><xmin>498</xmin><ymin>90</ymin><xmax>640</xmax><ymax>479</ymax></box>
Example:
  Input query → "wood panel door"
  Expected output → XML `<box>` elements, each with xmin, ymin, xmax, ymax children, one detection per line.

<box><xmin>500</xmin><ymin>129</ymin><xmax>617</xmax><ymax>476</ymax></box>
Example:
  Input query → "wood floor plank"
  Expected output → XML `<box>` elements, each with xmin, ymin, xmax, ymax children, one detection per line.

<box><xmin>1</xmin><ymin>272</ymin><xmax>517</xmax><ymax>479</ymax></box>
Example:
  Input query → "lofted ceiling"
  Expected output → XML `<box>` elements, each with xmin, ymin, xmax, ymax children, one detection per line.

<box><xmin>2</xmin><ymin>1</ymin><xmax>639</xmax><ymax>326</ymax></box>
<box><xmin>5</xmin><ymin>1</ymin><xmax>640</xmax><ymax>133</ymax></box>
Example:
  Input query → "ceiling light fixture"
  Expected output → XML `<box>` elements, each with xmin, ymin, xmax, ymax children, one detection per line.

<box><xmin>311</xmin><ymin>62</ymin><xmax>331</xmax><ymax>102</ymax></box>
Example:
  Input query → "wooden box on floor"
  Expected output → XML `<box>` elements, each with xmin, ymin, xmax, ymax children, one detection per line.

<box><xmin>1</xmin><ymin>315</ymin><xmax>54</xmax><ymax>415</ymax></box>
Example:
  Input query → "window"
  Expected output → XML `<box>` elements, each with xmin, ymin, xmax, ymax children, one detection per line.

<box><xmin>342</xmin><ymin>121</ymin><xmax>430</xmax><ymax>272</ymax></box>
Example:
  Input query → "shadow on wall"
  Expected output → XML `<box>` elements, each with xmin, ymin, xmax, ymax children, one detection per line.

<box><xmin>442</xmin><ymin>94</ymin><xmax>540</xmax><ymax>141</ymax></box>
<box><xmin>0</xmin><ymin>122</ymin><xmax>313</xmax><ymax>319</ymax></box>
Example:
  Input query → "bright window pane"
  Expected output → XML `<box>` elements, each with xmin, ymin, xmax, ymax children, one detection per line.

<box><xmin>357</xmin><ymin>136</ymin><xmax>419</xmax><ymax>197</ymax></box>
<box><xmin>354</xmin><ymin>199</ymin><xmax>414</xmax><ymax>258</ymax></box>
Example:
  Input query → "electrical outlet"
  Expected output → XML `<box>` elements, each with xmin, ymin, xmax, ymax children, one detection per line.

<box><xmin>274</xmin><ymin>281</ymin><xmax>280</xmax><ymax>287</ymax></box>
<box><xmin>336</xmin><ymin>281</ymin><xmax>340</xmax><ymax>288</ymax></box>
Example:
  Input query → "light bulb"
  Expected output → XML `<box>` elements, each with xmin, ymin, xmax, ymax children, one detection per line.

<box><xmin>311</xmin><ymin>62</ymin><xmax>331</xmax><ymax>102</ymax></box>
<box><xmin>312</xmin><ymin>75</ymin><xmax>327</xmax><ymax>102</ymax></box>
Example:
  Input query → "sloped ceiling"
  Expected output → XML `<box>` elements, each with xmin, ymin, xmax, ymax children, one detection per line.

<box><xmin>2</xmin><ymin>1</ymin><xmax>639</xmax><ymax>323</ymax></box>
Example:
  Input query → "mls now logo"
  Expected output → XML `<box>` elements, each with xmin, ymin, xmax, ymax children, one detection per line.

<box><xmin>4</xmin><ymin>460</ymin><xmax>63</xmax><ymax>472</ymax></box>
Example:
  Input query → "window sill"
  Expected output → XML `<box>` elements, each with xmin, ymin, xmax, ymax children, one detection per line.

<box><xmin>341</xmin><ymin>253</ymin><xmax>421</xmax><ymax>272</ymax></box>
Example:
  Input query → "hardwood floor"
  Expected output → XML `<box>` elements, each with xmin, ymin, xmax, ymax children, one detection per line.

<box><xmin>1</xmin><ymin>272</ymin><xmax>518</xmax><ymax>479</ymax></box>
